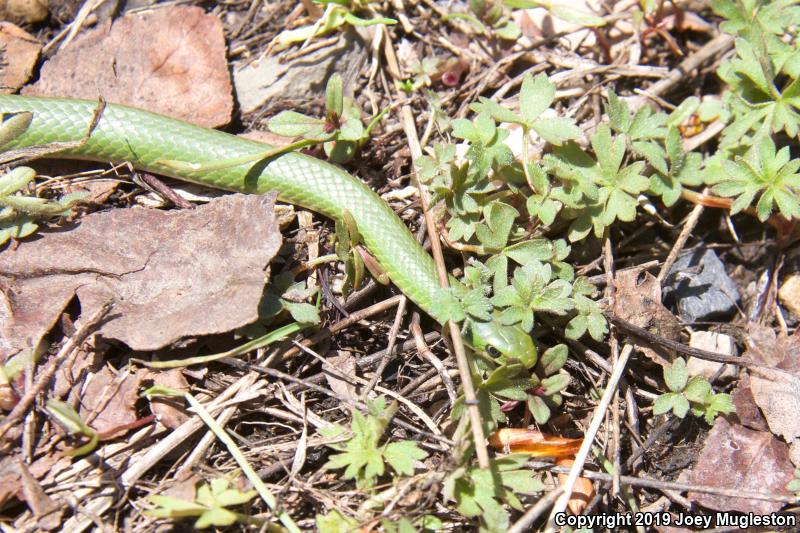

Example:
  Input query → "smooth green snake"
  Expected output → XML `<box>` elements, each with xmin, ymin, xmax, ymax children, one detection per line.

<box><xmin>0</xmin><ymin>95</ymin><xmax>536</xmax><ymax>364</ymax></box>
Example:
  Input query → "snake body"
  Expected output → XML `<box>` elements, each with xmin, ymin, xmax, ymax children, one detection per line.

<box><xmin>0</xmin><ymin>95</ymin><xmax>536</xmax><ymax>362</ymax></box>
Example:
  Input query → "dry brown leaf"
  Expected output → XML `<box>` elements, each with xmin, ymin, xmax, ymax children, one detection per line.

<box><xmin>488</xmin><ymin>428</ymin><xmax>582</xmax><ymax>458</ymax></box>
<box><xmin>0</xmin><ymin>193</ymin><xmax>281</xmax><ymax>355</ymax></box>
<box><xmin>324</xmin><ymin>351</ymin><xmax>359</xmax><ymax>403</ymax></box>
<box><xmin>744</xmin><ymin>325</ymin><xmax>800</xmax><ymax>440</ymax></box>
<box><xmin>730</xmin><ymin>374</ymin><xmax>769</xmax><ymax>432</ymax></box>
<box><xmin>143</xmin><ymin>368</ymin><xmax>190</xmax><ymax>429</ymax></box>
<box><xmin>612</xmin><ymin>269</ymin><xmax>681</xmax><ymax>364</ymax></box>
<box><xmin>687</xmin><ymin>417</ymin><xmax>793</xmax><ymax>514</ymax></box>
<box><xmin>17</xmin><ymin>458</ymin><xmax>63</xmax><ymax>530</ymax></box>
<box><xmin>24</xmin><ymin>6</ymin><xmax>232</xmax><ymax>127</ymax></box>
<box><xmin>78</xmin><ymin>367</ymin><xmax>142</xmax><ymax>437</ymax></box>
<box><xmin>555</xmin><ymin>458</ymin><xmax>594</xmax><ymax>516</ymax></box>
<box><xmin>0</xmin><ymin>22</ymin><xmax>41</xmax><ymax>93</ymax></box>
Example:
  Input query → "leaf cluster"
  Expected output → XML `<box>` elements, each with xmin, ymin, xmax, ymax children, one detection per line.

<box><xmin>268</xmin><ymin>74</ymin><xmax>379</xmax><ymax>163</ymax></box>
<box><xmin>653</xmin><ymin>358</ymin><xmax>735</xmax><ymax>424</ymax></box>
<box><xmin>443</xmin><ymin>454</ymin><xmax>544</xmax><ymax>533</ymax></box>
<box><xmin>272</xmin><ymin>0</ymin><xmax>396</xmax><ymax>52</ymax></box>
<box><xmin>320</xmin><ymin>397</ymin><xmax>428</xmax><ymax>489</ymax></box>
<box><xmin>145</xmin><ymin>477</ymin><xmax>258</xmax><ymax>529</ymax></box>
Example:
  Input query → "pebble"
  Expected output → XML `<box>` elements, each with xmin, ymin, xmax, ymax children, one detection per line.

<box><xmin>688</xmin><ymin>331</ymin><xmax>737</xmax><ymax>382</ymax></box>
<box><xmin>662</xmin><ymin>249</ymin><xmax>740</xmax><ymax>324</ymax></box>
<box><xmin>778</xmin><ymin>274</ymin><xmax>800</xmax><ymax>317</ymax></box>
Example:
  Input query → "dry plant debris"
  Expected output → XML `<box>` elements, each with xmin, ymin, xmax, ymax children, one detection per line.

<box><xmin>1</xmin><ymin>0</ymin><xmax>800</xmax><ymax>532</ymax></box>
<box><xmin>24</xmin><ymin>5</ymin><xmax>233</xmax><ymax>127</ymax></box>
<box><xmin>1</xmin><ymin>193</ymin><xmax>280</xmax><ymax>354</ymax></box>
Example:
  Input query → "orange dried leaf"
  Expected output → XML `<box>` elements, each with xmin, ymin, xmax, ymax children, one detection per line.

<box><xmin>488</xmin><ymin>428</ymin><xmax>582</xmax><ymax>458</ymax></box>
<box><xmin>556</xmin><ymin>458</ymin><xmax>594</xmax><ymax>515</ymax></box>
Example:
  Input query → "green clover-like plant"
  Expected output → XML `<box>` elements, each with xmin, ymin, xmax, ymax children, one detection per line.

<box><xmin>490</xmin><ymin>259</ymin><xmax>574</xmax><ymax>332</ymax></box>
<box><xmin>145</xmin><ymin>477</ymin><xmax>258</xmax><ymax>529</ymax></box>
<box><xmin>546</xmin><ymin>124</ymin><xmax>651</xmax><ymax>240</ymax></box>
<box><xmin>443</xmin><ymin>454</ymin><xmax>544</xmax><ymax>533</ymax></box>
<box><xmin>653</xmin><ymin>358</ymin><xmax>735</xmax><ymax>423</ymax></box>
<box><xmin>320</xmin><ymin>397</ymin><xmax>428</xmax><ymax>489</ymax></box>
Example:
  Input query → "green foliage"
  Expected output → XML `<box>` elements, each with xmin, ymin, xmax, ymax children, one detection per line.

<box><xmin>546</xmin><ymin>124</ymin><xmax>650</xmax><ymax>240</ymax></box>
<box><xmin>709</xmin><ymin>135</ymin><xmax>800</xmax><ymax>221</ymax></box>
<box><xmin>787</xmin><ymin>468</ymin><xmax>800</xmax><ymax>496</ymax></box>
<box><xmin>653</xmin><ymin>359</ymin><xmax>735</xmax><ymax>424</ymax></box>
<box><xmin>45</xmin><ymin>400</ymin><xmax>99</xmax><ymax>456</ymax></box>
<box><xmin>321</xmin><ymin>397</ymin><xmax>428</xmax><ymax>489</ymax></box>
<box><xmin>526</xmin><ymin>344</ymin><xmax>570</xmax><ymax>423</ymax></box>
<box><xmin>260</xmin><ymin>270</ymin><xmax>321</xmax><ymax>325</ymax></box>
<box><xmin>268</xmin><ymin>74</ymin><xmax>378</xmax><ymax>163</ymax></box>
<box><xmin>145</xmin><ymin>477</ymin><xmax>258</xmax><ymax>529</ymax></box>
<box><xmin>273</xmin><ymin>0</ymin><xmax>396</xmax><ymax>51</ymax></box>
<box><xmin>443</xmin><ymin>454</ymin><xmax>544</xmax><ymax>533</ymax></box>
<box><xmin>0</xmin><ymin>166</ymin><xmax>86</xmax><ymax>247</ymax></box>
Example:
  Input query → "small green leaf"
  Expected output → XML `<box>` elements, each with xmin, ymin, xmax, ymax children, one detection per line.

<box><xmin>325</xmin><ymin>73</ymin><xmax>343</xmax><ymax>119</ymax></box>
<box><xmin>664</xmin><ymin>358</ymin><xmax>689</xmax><ymax>392</ymax></box>
<box><xmin>540</xmin><ymin>344</ymin><xmax>568</xmax><ymax>376</ymax></box>
<box><xmin>268</xmin><ymin>111</ymin><xmax>328</xmax><ymax>139</ymax></box>
<box><xmin>527</xmin><ymin>395</ymin><xmax>551</xmax><ymax>424</ymax></box>
<box><xmin>520</xmin><ymin>74</ymin><xmax>556</xmax><ymax>124</ymax></box>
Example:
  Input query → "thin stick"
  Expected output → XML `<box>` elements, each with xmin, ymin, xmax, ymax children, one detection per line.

<box><xmin>545</xmin><ymin>344</ymin><xmax>634</xmax><ymax>530</ymax></box>
<box><xmin>361</xmin><ymin>296</ymin><xmax>407</xmax><ymax>398</ymax></box>
<box><xmin>0</xmin><ymin>303</ymin><xmax>111</xmax><ymax>442</ymax></box>
<box><xmin>507</xmin><ymin>487</ymin><xmax>565</xmax><ymax>533</ymax></box>
<box><xmin>400</xmin><ymin>105</ymin><xmax>489</xmax><ymax>469</ymax></box>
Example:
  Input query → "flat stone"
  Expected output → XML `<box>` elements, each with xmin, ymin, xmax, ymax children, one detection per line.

<box><xmin>779</xmin><ymin>274</ymin><xmax>800</xmax><ymax>317</ymax></box>
<box><xmin>662</xmin><ymin>248</ymin><xmax>740</xmax><ymax>324</ymax></box>
<box><xmin>233</xmin><ymin>28</ymin><xmax>368</xmax><ymax>114</ymax></box>
<box><xmin>687</xmin><ymin>330</ymin><xmax>737</xmax><ymax>381</ymax></box>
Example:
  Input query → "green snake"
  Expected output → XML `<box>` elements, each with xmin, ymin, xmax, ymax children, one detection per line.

<box><xmin>0</xmin><ymin>95</ymin><xmax>536</xmax><ymax>363</ymax></box>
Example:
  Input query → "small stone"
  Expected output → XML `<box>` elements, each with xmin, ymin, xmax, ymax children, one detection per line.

<box><xmin>779</xmin><ymin>274</ymin><xmax>800</xmax><ymax>317</ymax></box>
<box><xmin>233</xmin><ymin>28</ymin><xmax>368</xmax><ymax>114</ymax></box>
<box><xmin>662</xmin><ymin>249</ymin><xmax>740</xmax><ymax>324</ymax></box>
<box><xmin>688</xmin><ymin>331</ymin><xmax>737</xmax><ymax>381</ymax></box>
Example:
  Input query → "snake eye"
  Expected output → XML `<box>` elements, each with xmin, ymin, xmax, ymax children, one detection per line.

<box><xmin>486</xmin><ymin>345</ymin><xmax>501</xmax><ymax>357</ymax></box>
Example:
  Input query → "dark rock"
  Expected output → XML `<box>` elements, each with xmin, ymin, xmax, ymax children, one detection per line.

<box><xmin>662</xmin><ymin>248</ymin><xmax>740</xmax><ymax>324</ymax></box>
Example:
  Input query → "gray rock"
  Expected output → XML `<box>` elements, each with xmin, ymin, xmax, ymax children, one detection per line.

<box><xmin>233</xmin><ymin>29</ymin><xmax>368</xmax><ymax>114</ymax></box>
<box><xmin>662</xmin><ymin>248</ymin><xmax>740</xmax><ymax>324</ymax></box>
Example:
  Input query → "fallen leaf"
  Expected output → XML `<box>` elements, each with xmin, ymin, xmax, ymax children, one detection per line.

<box><xmin>0</xmin><ymin>193</ymin><xmax>281</xmax><ymax>355</ymax></box>
<box><xmin>24</xmin><ymin>6</ymin><xmax>232</xmax><ymax>127</ymax></box>
<box><xmin>745</xmin><ymin>325</ymin><xmax>800</xmax><ymax>440</ymax></box>
<box><xmin>324</xmin><ymin>351</ymin><xmax>358</xmax><ymax>403</ymax></box>
<box><xmin>613</xmin><ymin>269</ymin><xmax>681</xmax><ymax>365</ymax></box>
<box><xmin>779</xmin><ymin>274</ymin><xmax>800</xmax><ymax>317</ymax></box>
<box><xmin>730</xmin><ymin>374</ymin><xmax>769</xmax><ymax>432</ymax></box>
<box><xmin>78</xmin><ymin>367</ymin><xmax>142</xmax><ymax>437</ymax></box>
<box><xmin>488</xmin><ymin>428</ymin><xmax>582</xmax><ymax>458</ymax></box>
<box><xmin>556</xmin><ymin>458</ymin><xmax>593</xmax><ymax>515</ymax></box>
<box><xmin>143</xmin><ymin>368</ymin><xmax>190</xmax><ymax>429</ymax></box>
<box><xmin>0</xmin><ymin>22</ymin><xmax>41</xmax><ymax>93</ymax></box>
<box><xmin>17</xmin><ymin>458</ymin><xmax>63</xmax><ymax>530</ymax></box>
<box><xmin>687</xmin><ymin>417</ymin><xmax>793</xmax><ymax>514</ymax></box>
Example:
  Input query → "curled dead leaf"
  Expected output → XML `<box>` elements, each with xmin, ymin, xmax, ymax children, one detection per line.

<box><xmin>488</xmin><ymin>428</ymin><xmax>582</xmax><ymax>458</ymax></box>
<box><xmin>556</xmin><ymin>458</ymin><xmax>594</xmax><ymax>516</ymax></box>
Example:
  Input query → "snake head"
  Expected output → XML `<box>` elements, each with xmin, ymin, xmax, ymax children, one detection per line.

<box><xmin>467</xmin><ymin>319</ymin><xmax>537</xmax><ymax>368</ymax></box>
